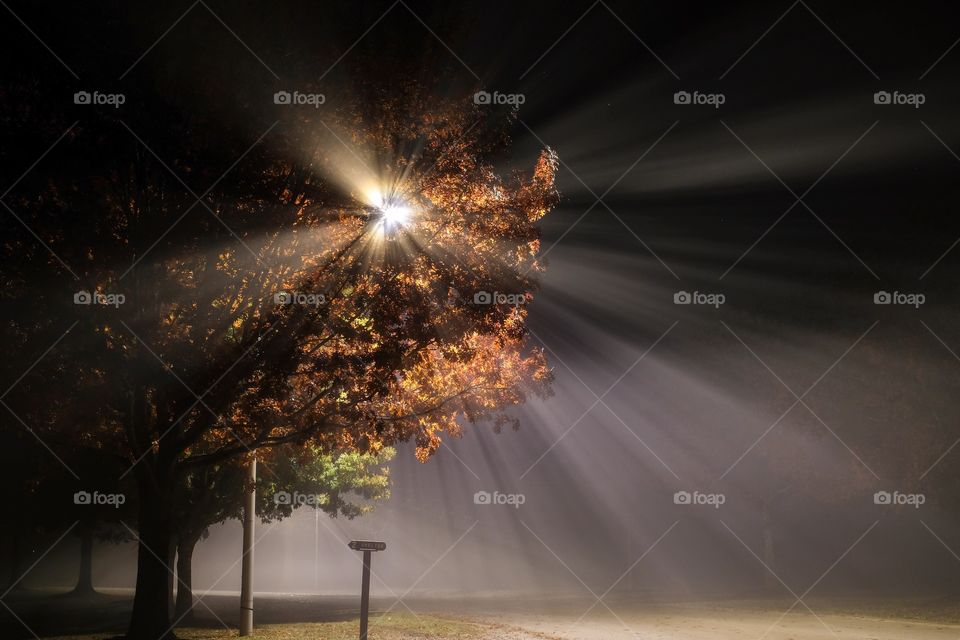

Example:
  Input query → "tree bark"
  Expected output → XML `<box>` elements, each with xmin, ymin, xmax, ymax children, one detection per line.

<box><xmin>174</xmin><ymin>533</ymin><xmax>200</xmax><ymax>623</ymax></box>
<box><xmin>72</xmin><ymin>524</ymin><xmax>96</xmax><ymax>596</ymax></box>
<box><xmin>128</xmin><ymin>484</ymin><xmax>177</xmax><ymax>640</ymax></box>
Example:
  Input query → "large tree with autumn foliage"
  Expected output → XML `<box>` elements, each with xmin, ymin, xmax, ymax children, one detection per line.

<box><xmin>1</xmin><ymin>69</ymin><xmax>558</xmax><ymax>638</ymax></box>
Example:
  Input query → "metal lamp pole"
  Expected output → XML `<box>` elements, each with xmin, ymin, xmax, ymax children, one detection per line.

<box><xmin>239</xmin><ymin>457</ymin><xmax>256</xmax><ymax>636</ymax></box>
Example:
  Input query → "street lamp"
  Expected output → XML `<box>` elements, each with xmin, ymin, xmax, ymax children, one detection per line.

<box><xmin>379</xmin><ymin>202</ymin><xmax>410</xmax><ymax>230</ymax></box>
<box><xmin>365</xmin><ymin>187</ymin><xmax>413</xmax><ymax>237</ymax></box>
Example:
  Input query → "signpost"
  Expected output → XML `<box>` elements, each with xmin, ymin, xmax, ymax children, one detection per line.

<box><xmin>348</xmin><ymin>540</ymin><xmax>386</xmax><ymax>640</ymax></box>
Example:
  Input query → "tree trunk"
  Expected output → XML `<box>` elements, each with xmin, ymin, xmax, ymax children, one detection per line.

<box><xmin>174</xmin><ymin>534</ymin><xmax>200</xmax><ymax>623</ymax></box>
<box><xmin>127</xmin><ymin>485</ymin><xmax>177</xmax><ymax>640</ymax></box>
<box><xmin>72</xmin><ymin>524</ymin><xmax>96</xmax><ymax>596</ymax></box>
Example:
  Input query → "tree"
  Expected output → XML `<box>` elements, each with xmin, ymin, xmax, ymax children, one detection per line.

<box><xmin>0</xmin><ymin>432</ymin><xmax>133</xmax><ymax>597</ymax></box>
<box><xmin>171</xmin><ymin>445</ymin><xmax>393</xmax><ymax>622</ymax></box>
<box><xmin>841</xmin><ymin>324</ymin><xmax>960</xmax><ymax>509</ymax></box>
<box><xmin>55</xmin><ymin>458</ymin><xmax>134</xmax><ymax>599</ymax></box>
<box><xmin>2</xmin><ymin>72</ymin><xmax>557</xmax><ymax>637</ymax></box>
<box><xmin>0</xmin><ymin>431</ymin><xmax>47</xmax><ymax>594</ymax></box>
<box><xmin>726</xmin><ymin>317</ymin><xmax>960</xmax><ymax>591</ymax></box>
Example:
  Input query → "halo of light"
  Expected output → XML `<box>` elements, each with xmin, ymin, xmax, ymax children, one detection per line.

<box><xmin>380</xmin><ymin>203</ymin><xmax>411</xmax><ymax>229</ymax></box>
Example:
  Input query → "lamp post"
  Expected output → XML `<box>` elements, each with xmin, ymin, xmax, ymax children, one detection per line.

<box><xmin>239</xmin><ymin>457</ymin><xmax>256</xmax><ymax>636</ymax></box>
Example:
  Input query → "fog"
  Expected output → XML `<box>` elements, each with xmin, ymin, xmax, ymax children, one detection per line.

<box><xmin>21</xmin><ymin>193</ymin><xmax>960</xmax><ymax>599</ymax></box>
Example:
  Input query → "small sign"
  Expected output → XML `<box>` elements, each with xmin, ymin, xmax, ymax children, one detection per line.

<box><xmin>349</xmin><ymin>540</ymin><xmax>386</xmax><ymax>552</ymax></box>
<box><xmin>348</xmin><ymin>541</ymin><xmax>386</xmax><ymax>639</ymax></box>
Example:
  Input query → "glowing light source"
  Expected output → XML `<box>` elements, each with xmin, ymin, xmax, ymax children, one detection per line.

<box><xmin>367</xmin><ymin>187</ymin><xmax>413</xmax><ymax>236</ymax></box>
<box><xmin>379</xmin><ymin>203</ymin><xmax>411</xmax><ymax>229</ymax></box>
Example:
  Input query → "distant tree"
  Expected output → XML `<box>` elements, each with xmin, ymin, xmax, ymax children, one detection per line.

<box><xmin>0</xmin><ymin>432</ymin><xmax>46</xmax><ymax>593</ymax></box>
<box><xmin>846</xmin><ymin>327</ymin><xmax>960</xmax><ymax>510</ymax></box>
<box><xmin>706</xmin><ymin>321</ymin><xmax>885</xmax><ymax>592</ymax></box>
<box><xmin>737</xmin><ymin>319</ymin><xmax>960</xmax><ymax>590</ymax></box>
<box><xmin>0</xmin><ymin>431</ymin><xmax>134</xmax><ymax>597</ymax></box>
<box><xmin>172</xmin><ymin>445</ymin><xmax>393</xmax><ymax>621</ymax></box>
<box><xmin>55</xmin><ymin>458</ymin><xmax>134</xmax><ymax>598</ymax></box>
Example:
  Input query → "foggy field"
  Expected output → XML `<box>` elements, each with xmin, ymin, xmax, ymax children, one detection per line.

<box><xmin>478</xmin><ymin>603</ymin><xmax>960</xmax><ymax>639</ymax></box>
<box><xmin>10</xmin><ymin>593</ymin><xmax>960</xmax><ymax>640</ymax></box>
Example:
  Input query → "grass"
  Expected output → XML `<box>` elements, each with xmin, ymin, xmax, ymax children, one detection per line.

<box><xmin>44</xmin><ymin>614</ymin><xmax>488</xmax><ymax>640</ymax></box>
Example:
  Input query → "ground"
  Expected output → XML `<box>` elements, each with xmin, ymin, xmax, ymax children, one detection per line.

<box><xmin>6</xmin><ymin>592</ymin><xmax>960</xmax><ymax>639</ymax></box>
<box><xmin>478</xmin><ymin>603</ymin><xmax>960</xmax><ymax>639</ymax></box>
<box><xmin>42</xmin><ymin>614</ymin><xmax>501</xmax><ymax>640</ymax></box>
